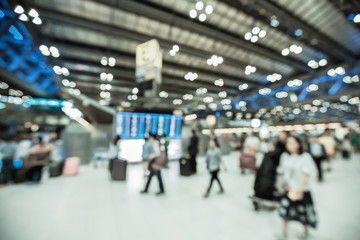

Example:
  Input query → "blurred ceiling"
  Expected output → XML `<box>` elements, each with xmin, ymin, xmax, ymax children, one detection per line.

<box><xmin>1</xmin><ymin>0</ymin><xmax>360</xmax><ymax>123</ymax></box>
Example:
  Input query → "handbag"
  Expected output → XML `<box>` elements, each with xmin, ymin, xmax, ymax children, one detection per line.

<box><xmin>287</xmin><ymin>190</ymin><xmax>304</xmax><ymax>201</ymax></box>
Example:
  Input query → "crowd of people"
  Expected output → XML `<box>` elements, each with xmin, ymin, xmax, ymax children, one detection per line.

<box><xmin>0</xmin><ymin>133</ymin><xmax>64</xmax><ymax>185</ymax></box>
<box><xmin>2</xmin><ymin>127</ymin><xmax>360</xmax><ymax>239</ymax></box>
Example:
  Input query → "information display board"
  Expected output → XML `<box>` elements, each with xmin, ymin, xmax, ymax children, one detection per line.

<box><xmin>116</xmin><ymin>112</ymin><xmax>183</xmax><ymax>139</ymax></box>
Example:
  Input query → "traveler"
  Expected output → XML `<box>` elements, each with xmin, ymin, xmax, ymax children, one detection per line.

<box><xmin>204</xmin><ymin>139</ymin><xmax>224</xmax><ymax>198</ymax></box>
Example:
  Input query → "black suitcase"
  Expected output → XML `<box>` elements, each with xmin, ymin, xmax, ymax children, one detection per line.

<box><xmin>109</xmin><ymin>159</ymin><xmax>127</xmax><ymax>181</ymax></box>
<box><xmin>342</xmin><ymin>150</ymin><xmax>350</xmax><ymax>159</ymax></box>
<box><xmin>14</xmin><ymin>168</ymin><xmax>29</xmax><ymax>183</ymax></box>
<box><xmin>49</xmin><ymin>162</ymin><xmax>64</xmax><ymax>177</ymax></box>
<box><xmin>179</xmin><ymin>157</ymin><xmax>192</xmax><ymax>176</ymax></box>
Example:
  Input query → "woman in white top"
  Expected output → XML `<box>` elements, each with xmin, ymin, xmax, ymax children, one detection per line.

<box><xmin>277</xmin><ymin>136</ymin><xmax>318</xmax><ymax>239</ymax></box>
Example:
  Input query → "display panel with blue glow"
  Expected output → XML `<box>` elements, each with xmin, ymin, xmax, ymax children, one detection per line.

<box><xmin>116</xmin><ymin>112</ymin><xmax>183</xmax><ymax>138</ymax></box>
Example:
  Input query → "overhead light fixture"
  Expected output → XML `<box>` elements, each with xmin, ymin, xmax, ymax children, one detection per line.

<box><xmin>218</xmin><ymin>91</ymin><xmax>227</xmax><ymax>98</ymax></box>
<box><xmin>132</xmin><ymin>88</ymin><xmax>139</xmax><ymax>94</ymax></box>
<box><xmin>214</xmin><ymin>78</ymin><xmax>224</xmax><ymax>86</ymax></box>
<box><xmin>221</xmin><ymin>99</ymin><xmax>231</xmax><ymax>105</ymax></box>
<box><xmin>207</xmin><ymin>55</ymin><xmax>223</xmax><ymax>66</ymax></box>
<box><xmin>238</xmin><ymin>83</ymin><xmax>248</xmax><ymax>91</ymax></box>
<box><xmin>14</xmin><ymin>5</ymin><xmax>24</xmax><ymax>14</ymax></box>
<box><xmin>245</xmin><ymin>65</ymin><xmax>256</xmax><ymax>75</ymax></box>
<box><xmin>28</xmin><ymin>9</ymin><xmax>39</xmax><ymax>18</ymax></box>
<box><xmin>245</xmin><ymin>27</ymin><xmax>266</xmax><ymax>43</ymax></box>
<box><xmin>184</xmin><ymin>72</ymin><xmax>198</xmax><ymax>81</ymax></box>
<box><xmin>196</xmin><ymin>88</ymin><xmax>207</xmax><ymax>95</ymax></box>
<box><xmin>287</xmin><ymin>79</ymin><xmax>302</xmax><ymax>87</ymax></box>
<box><xmin>159</xmin><ymin>91</ymin><xmax>168</xmax><ymax>98</ymax></box>
<box><xmin>203</xmin><ymin>96</ymin><xmax>213</xmax><ymax>103</ymax></box>
<box><xmin>318</xmin><ymin>59</ymin><xmax>328</xmax><ymax>66</ymax></box>
<box><xmin>259</xmin><ymin>88</ymin><xmax>271</xmax><ymax>95</ymax></box>
<box><xmin>101</xmin><ymin>57</ymin><xmax>108</xmax><ymax>66</ymax></box>
<box><xmin>190</xmin><ymin>2</ymin><xmax>213</xmax><ymax>22</ymax></box>
<box><xmin>270</xmin><ymin>15</ymin><xmax>279</xmax><ymax>27</ymax></box>
<box><xmin>266</xmin><ymin>73</ymin><xmax>282</xmax><ymax>82</ymax></box>
<box><xmin>306</xmin><ymin>84</ymin><xmax>319</xmax><ymax>92</ymax></box>
<box><xmin>108</xmin><ymin>57</ymin><xmax>116</xmax><ymax>67</ymax></box>
<box><xmin>19</xmin><ymin>14</ymin><xmax>28</xmax><ymax>21</ymax></box>
<box><xmin>173</xmin><ymin>99</ymin><xmax>182</xmax><ymax>105</ymax></box>
<box><xmin>170</xmin><ymin>45</ymin><xmax>180</xmax><ymax>56</ymax></box>
<box><xmin>183</xmin><ymin>94</ymin><xmax>193</xmax><ymax>100</ymax></box>
<box><xmin>32</xmin><ymin>17</ymin><xmax>42</xmax><ymax>25</ymax></box>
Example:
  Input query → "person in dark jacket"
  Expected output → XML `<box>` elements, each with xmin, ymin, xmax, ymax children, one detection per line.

<box><xmin>308</xmin><ymin>136</ymin><xmax>326</xmax><ymax>182</ymax></box>
<box><xmin>188</xmin><ymin>129</ymin><xmax>199</xmax><ymax>174</ymax></box>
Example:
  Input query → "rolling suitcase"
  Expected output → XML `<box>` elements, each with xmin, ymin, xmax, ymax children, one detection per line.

<box><xmin>240</xmin><ymin>152</ymin><xmax>256</xmax><ymax>173</ymax></box>
<box><xmin>342</xmin><ymin>150</ymin><xmax>350</xmax><ymax>159</ymax></box>
<box><xmin>63</xmin><ymin>157</ymin><xmax>80</xmax><ymax>176</ymax></box>
<box><xmin>50</xmin><ymin>161</ymin><xmax>64</xmax><ymax>177</ymax></box>
<box><xmin>14</xmin><ymin>168</ymin><xmax>29</xmax><ymax>183</ymax></box>
<box><xmin>179</xmin><ymin>157</ymin><xmax>192</xmax><ymax>176</ymax></box>
<box><xmin>109</xmin><ymin>159</ymin><xmax>127</xmax><ymax>181</ymax></box>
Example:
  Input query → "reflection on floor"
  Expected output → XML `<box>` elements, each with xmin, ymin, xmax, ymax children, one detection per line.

<box><xmin>1</xmin><ymin>152</ymin><xmax>359</xmax><ymax>240</ymax></box>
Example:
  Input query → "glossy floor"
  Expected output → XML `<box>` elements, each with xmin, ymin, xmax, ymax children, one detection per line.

<box><xmin>1</xmin><ymin>152</ymin><xmax>359</xmax><ymax>240</ymax></box>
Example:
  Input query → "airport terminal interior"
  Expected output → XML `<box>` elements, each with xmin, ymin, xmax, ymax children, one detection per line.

<box><xmin>0</xmin><ymin>0</ymin><xmax>360</xmax><ymax>239</ymax></box>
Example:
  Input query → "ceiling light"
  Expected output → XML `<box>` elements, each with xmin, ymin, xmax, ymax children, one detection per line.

<box><xmin>203</xmin><ymin>96</ymin><xmax>213</xmax><ymax>103</ymax></box>
<box><xmin>14</xmin><ymin>5</ymin><xmax>24</xmax><ymax>14</ymax></box>
<box><xmin>19</xmin><ymin>14</ymin><xmax>28</xmax><ymax>21</ymax></box>
<box><xmin>282</xmin><ymin>48</ymin><xmax>290</xmax><ymax>56</ymax></box>
<box><xmin>189</xmin><ymin>9</ymin><xmax>197</xmax><ymax>18</ymax></box>
<box><xmin>69</xmin><ymin>81</ymin><xmax>76</xmax><ymax>88</ymax></box>
<box><xmin>173</xmin><ymin>99</ymin><xmax>182</xmax><ymax>105</ymax></box>
<box><xmin>100</xmin><ymin>72</ymin><xmax>107</xmax><ymax>80</ymax></box>
<box><xmin>28</xmin><ymin>9</ymin><xmax>39</xmax><ymax>18</ymax></box>
<box><xmin>352</xmin><ymin>75</ymin><xmax>359</xmax><ymax>82</ymax></box>
<box><xmin>53</xmin><ymin>66</ymin><xmax>62</xmax><ymax>75</ymax></box>
<box><xmin>354</xmin><ymin>14</ymin><xmax>360</xmax><ymax>23</ymax></box>
<box><xmin>244</xmin><ymin>32</ymin><xmax>252</xmax><ymax>40</ymax></box>
<box><xmin>270</xmin><ymin>16</ymin><xmax>279</xmax><ymax>27</ymax></box>
<box><xmin>199</xmin><ymin>13</ymin><xmax>206</xmax><ymax>22</ymax></box>
<box><xmin>335</xmin><ymin>66</ymin><xmax>345</xmax><ymax>75</ymax></box>
<box><xmin>32</xmin><ymin>17</ymin><xmax>42</xmax><ymax>25</ymax></box>
<box><xmin>238</xmin><ymin>83</ymin><xmax>248</xmax><ymax>91</ymax></box>
<box><xmin>319</xmin><ymin>59</ymin><xmax>327</xmax><ymax>66</ymax></box>
<box><xmin>327</xmin><ymin>69</ymin><xmax>336</xmax><ymax>77</ymax></box>
<box><xmin>205</xmin><ymin>5</ymin><xmax>213</xmax><ymax>14</ymax></box>
<box><xmin>250</xmin><ymin>36</ymin><xmax>258</xmax><ymax>43</ymax></box>
<box><xmin>159</xmin><ymin>91</ymin><xmax>168</xmax><ymax>98</ymax></box>
<box><xmin>173</xmin><ymin>45</ymin><xmax>179</xmax><ymax>52</ymax></box>
<box><xmin>196</xmin><ymin>1</ymin><xmax>204</xmax><ymax>10</ymax></box>
<box><xmin>105</xmin><ymin>84</ymin><xmax>112</xmax><ymax>90</ymax></box>
<box><xmin>221</xmin><ymin>99</ymin><xmax>231</xmax><ymax>105</ymax></box>
<box><xmin>169</xmin><ymin>50</ymin><xmax>176</xmax><ymax>56</ymax></box>
<box><xmin>132</xmin><ymin>88</ymin><xmax>139</xmax><ymax>94</ymax></box>
<box><xmin>214</xmin><ymin>78</ymin><xmax>224</xmax><ymax>86</ymax></box>
<box><xmin>185</xmin><ymin>72</ymin><xmax>198</xmax><ymax>81</ymax></box>
<box><xmin>183</xmin><ymin>94</ymin><xmax>193</xmax><ymax>100</ymax></box>
<box><xmin>218</xmin><ymin>91</ymin><xmax>227</xmax><ymax>98</ymax></box>
<box><xmin>343</xmin><ymin>76</ymin><xmax>352</xmax><ymax>84</ymax></box>
<box><xmin>107</xmin><ymin>73</ymin><xmax>113</xmax><ymax>81</ymax></box>
<box><xmin>62</xmin><ymin>79</ymin><xmax>70</xmax><ymax>86</ymax></box>
<box><xmin>108</xmin><ymin>57</ymin><xmax>116</xmax><ymax>67</ymax></box>
<box><xmin>252</xmin><ymin>27</ymin><xmax>260</xmax><ymax>35</ymax></box>
<box><xmin>101</xmin><ymin>57</ymin><xmax>108</xmax><ymax>66</ymax></box>
<box><xmin>259</xmin><ymin>30</ymin><xmax>266</xmax><ymax>38</ymax></box>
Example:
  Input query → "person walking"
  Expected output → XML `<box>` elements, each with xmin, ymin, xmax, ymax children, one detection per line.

<box><xmin>204</xmin><ymin>139</ymin><xmax>224</xmax><ymax>198</ymax></box>
<box><xmin>318</xmin><ymin>130</ymin><xmax>336</xmax><ymax>171</ymax></box>
<box><xmin>140</xmin><ymin>134</ymin><xmax>165</xmax><ymax>195</ymax></box>
<box><xmin>277</xmin><ymin>136</ymin><xmax>318</xmax><ymax>239</ymax></box>
<box><xmin>142</xmin><ymin>136</ymin><xmax>153</xmax><ymax>177</ymax></box>
<box><xmin>188</xmin><ymin>129</ymin><xmax>199</xmax><ymax>174</ymax></box>
<box><xmin>308</xmin><ymin>136</ymin><xmax>326</xmax><ymax>182</ymax></box>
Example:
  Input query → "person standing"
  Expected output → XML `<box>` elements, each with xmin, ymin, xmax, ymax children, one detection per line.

<box><xmin>142</xmin><ymin>136</ymin><xmax>153</xmax><ymax>177</ymax></box>
<box><xmin>188</xmin><ymin>129</ymin><xmax>199</xmax><ymax>174</ymax></box>
<box><xmin>318</xmin><ymin>130</ymin><xmax>336</xmax><ymax>171</ymax></box>
<box><xmin>277</xmin><ymin>136</ymin><xmax>318</xmax><ymax>239</ymax></box>
<box><xmin>204</xmin><ymin>139</ymin><xmax>224</xmax><ymax>198</ymax></box>
<box><xmin>308</xmin><ymin>136</ymin><xmax>326</xmax><ymax>182</ymax></box>
<box><xmin>140</xmin><ymin>134</ymin><xmax>165</xmax><ymax>195</ymax></box>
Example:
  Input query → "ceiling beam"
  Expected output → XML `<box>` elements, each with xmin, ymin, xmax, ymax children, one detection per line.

<box><xmin>44</xmin><ymin>37</ymin><xmax>263</xmax><ymax>87</ymax></box>
<box><xmin>92</xmin><ymin>0</ymin><xmax>310</xmax><ymax>72</ymax></box>
<box><xmin>34</xmin><ymin>5</ymin><xmax>275</xmax><ymax>80</ymax></box>
<box><xmin>256</xmin><ymin>0</ymin><xmax>357</xmax><ymax>62</ymax></box>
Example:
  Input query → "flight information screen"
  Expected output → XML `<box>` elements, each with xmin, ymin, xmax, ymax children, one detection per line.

<box><xmin>116</xmin><ymin>112</ymin><xmax>183</xmax><ymax>138</ymax></box>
